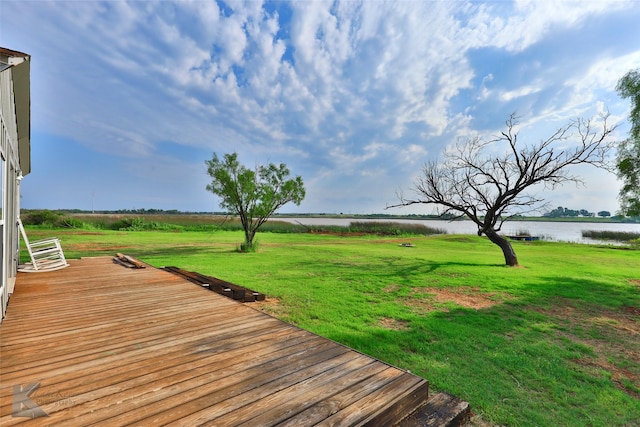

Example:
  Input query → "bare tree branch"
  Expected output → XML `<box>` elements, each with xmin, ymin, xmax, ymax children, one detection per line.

<box><xmin>387</xmin><ymin>113</ymin><xmax>617</xmax><ymax>266</ymax></box>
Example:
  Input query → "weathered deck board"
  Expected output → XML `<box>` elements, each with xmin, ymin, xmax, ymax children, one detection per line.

<box><xmin>0</xmin><ymin>256</ymin><xmax>429</xmax><ymax>425</ymax></box>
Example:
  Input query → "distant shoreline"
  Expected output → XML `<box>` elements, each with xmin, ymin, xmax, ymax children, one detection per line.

<box><xmin>23</xmin><ymin>208</ymin><xmax>640</xmax><ymax>224</ymax></box>
<box><xmin>271</xmin><ymin>213</ymin><xmax>639</xmax><ymax>224</ymax></box>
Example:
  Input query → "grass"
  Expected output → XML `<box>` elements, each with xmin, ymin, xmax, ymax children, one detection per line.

<box><xmin>20</xmin><ymin>224</ymin><xmax>640</xmax><ymax>426</ymax></box>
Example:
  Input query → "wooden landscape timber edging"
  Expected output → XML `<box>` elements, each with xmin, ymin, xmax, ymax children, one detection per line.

<box><xmin>163</xmin><ymin>266</ymin><xmax>265</xmax><ymax>303</ymax></box>
<box><xmin>113</xmin><ymin>253</ymin><xmax>147</xmax><ymax>269</ymax></box>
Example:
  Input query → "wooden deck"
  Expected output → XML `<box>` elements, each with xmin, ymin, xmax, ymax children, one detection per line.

<box><xmin>0</xmin><ymin>256</ymin><xmax>429</xmax><ymax>426</ymax></box>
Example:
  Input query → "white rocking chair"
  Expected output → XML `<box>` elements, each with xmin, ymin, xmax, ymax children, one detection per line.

<box><xmin>18</xmin><ymin>218</ymin><xmax>69</xmax><ymax>272</ymax></box>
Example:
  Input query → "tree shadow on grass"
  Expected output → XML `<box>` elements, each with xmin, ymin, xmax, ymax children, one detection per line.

<box><xmin>395</xmin><ymin>259</ymin><xmax>506</xmax><ymax>275</ymax></box>
<box><xmin>301</xmin><ymin>256</ymin><xmax>505</xmax><ymax>281</ymax></box>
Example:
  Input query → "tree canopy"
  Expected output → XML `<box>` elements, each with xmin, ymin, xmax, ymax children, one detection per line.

<box><xmin>205</xmin><ymin>152</ymin><xmax>305</xmax><ymax>251</ymax></box>
<box><xmin>543</xmin><ymin>206</ymin><xmax>595</xmax><ymax>218</ymax></box>
<box><xmin>389</xmin><ymin>113</ymin><xmax>616</xmax><ymax>266</ymax></box>
<box><xmin>616</xmin><ymin>69</ymin><xmax>640</xmax><ymax>216</ymax></box>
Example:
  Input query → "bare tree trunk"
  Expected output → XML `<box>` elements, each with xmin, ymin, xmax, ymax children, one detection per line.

<box><xmin>484</xmin><ymin>228</ymin><xmax>519</xmax><ymax>266</ymax></box>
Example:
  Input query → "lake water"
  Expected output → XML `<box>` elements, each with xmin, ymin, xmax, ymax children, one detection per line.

<box><xmin>276</xmin><ymin>217</ymin><xmax>640</xmax><ymax>244</ymax></box>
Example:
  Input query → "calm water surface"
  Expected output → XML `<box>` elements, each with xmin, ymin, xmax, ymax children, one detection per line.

<box><xmin>277</xmin><ymin>217</ymin><xmax>640</xmax><ymax>244</ymax></box>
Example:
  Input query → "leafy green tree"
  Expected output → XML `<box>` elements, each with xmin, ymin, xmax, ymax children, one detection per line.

<box><xmin>390</xmin><ymin>114</ymin><xmax>616</xmax><ymax>266</ymax></box>
<box><xmin>597</xmin><ymin>210</ymin><xmax>611</xmax><ymax>217</ymax></box>
<box><xmin>544</xmin><ymin>206</ymin><xmax>588</xmax><ymax>217</ymax></box>
<box><xmin>205</xmin><ymin>152</ymin><xmax>305</xmax><ymax>251</ymax></box>
<box><xmin>616</xmin><ymin>69</ymin><xmax>640</xmax><ymax>216</ymax></box>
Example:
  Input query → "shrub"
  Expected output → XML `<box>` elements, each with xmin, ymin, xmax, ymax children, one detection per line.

<box><xmin>513</xmin><ymin>228</ymin><xmax>532</xmax><ymax>236</ymax></box>
<box><xmin>108</xmin><ymin>217</ymin><xmax>184</xmax><ymax>232</ymax></box>
<box><xmin>55</xmin><ymin>217</ymin><xmax>86</xmax><ymax>229</ymax></box>
<box><xmin>110</xmin><ymin>217</ymin><xmax>146</xmax><ymax>231</ymax></box>
<box><xmin>581</xmin><ymin>230</ymin><xmax>640</xmax><ymax>241</ymax></box>
<box><xmin>144</xmin><ymin>221</ymin><xmax>184</xmax><ymax>231</ymax></box>
<box><xmin>22</xmin><ymin>210</ymin><xmax>62</xmax><ymax>226</ymax></box>
<box><xmin>348</xmin><ymin>221</ymin><xmax>445</xmax><ymax>236</ymax></box>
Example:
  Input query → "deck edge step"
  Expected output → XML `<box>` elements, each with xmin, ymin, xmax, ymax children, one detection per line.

<box><xmin>397</xmin><ymin>392</ymin><xmax>471</xmax><ymax>427</ymax></box>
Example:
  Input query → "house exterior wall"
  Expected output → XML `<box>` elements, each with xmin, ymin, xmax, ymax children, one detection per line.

<box><xmin>0</xmin><ymin>48</ymin><xmax>30</xmax><ymax>322</ymax></box>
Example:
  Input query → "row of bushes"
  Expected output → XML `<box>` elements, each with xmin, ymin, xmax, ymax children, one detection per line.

<box><xmin>20</xmin><ymin>211</ymin><xmax>443</xmax><ymax>236</ymax></box>
<box><xmin>21</xmin><ymin>211</ymin><xmax>183</xmax><ymax>231</ymax></box>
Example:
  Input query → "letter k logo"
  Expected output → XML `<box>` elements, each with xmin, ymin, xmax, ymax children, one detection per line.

<box><xmin>12</xmin><ymin>382</ymin><xmax>49</xmax><ymax>418</ymax></box>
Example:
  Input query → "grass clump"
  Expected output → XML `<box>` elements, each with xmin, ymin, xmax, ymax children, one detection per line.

<box><xmin>513</xmin><ymin>228</ymin><xmax>532</xmax><ymax>236</ymax></box>
<box><xmin>238</xmin><ymin>239</ymin><xmax>260</xmax><ymax>253</ymax></box>
<box><xmin>582</xmin><ymin>229</ymin><xmax>640</xmax><ymax>242</ymax></box>
<box><xmin>109</xmin><ymin>217</ymin><xmax>185</xmax><ymax>232</ymax></box>
<box><xmin>348</xmin><ymin>221</ymin><xmax>445</xmax><ymax>235</ymax></box>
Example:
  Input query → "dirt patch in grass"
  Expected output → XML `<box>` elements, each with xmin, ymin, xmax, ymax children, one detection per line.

<box><xmin>250</xmin><ymin>297</ymin><xmax>284</xmax><ymax>317</ymax></box>
<box><xmin>622</xmin><ymin>306</ymin><xmax>640</xmax><ymax>316</ymax></box>
<box><xmin>413</xmin><ymin>287</ymin><xmax>505</xmax><ymax>310</ymax></box>
<box><xmin>535</xmin><ymin>299</ymin><xmax>640</xmax><ymax>400</ymax></box>
<box><xmin>378</xmin><ymin>316</ymin><xmax>410</xmax><ymax>331</ymax></box>
<box><xmin>383</xmin><ymin>283</ymin><xmax>400</xmax><ymax>293</ymax></box>
<box><xmin>404</xmin><ymin>298</ymin><xmax>437</xmax><ymax>314</ymax></box>
<box><xmin>572</xmin><ymin>357</ymin><xmax>640</xmax><ymax>399</ymax></box>
<box><xmin>402</xmin><ymin>287</ymin><xmax>507</xmax><ymax>315</ymax></box>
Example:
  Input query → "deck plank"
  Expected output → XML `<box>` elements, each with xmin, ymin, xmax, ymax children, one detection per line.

<box><xmin>0</xmin><ymin>256</ymin><xmax>428</xmax><ymax>426</ymax></box>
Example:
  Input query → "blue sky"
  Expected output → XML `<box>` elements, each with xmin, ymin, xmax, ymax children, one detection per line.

<box><xmin>1</xmin><ymin>0</ymin><xmax>639</xmax><ymax>215</ymax></box>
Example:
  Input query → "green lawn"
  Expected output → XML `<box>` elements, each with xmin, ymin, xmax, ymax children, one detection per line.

<box><xmin>22</xmin><ymin>227</ymin><xmax>640</xmax><ymax>426</ymax></box>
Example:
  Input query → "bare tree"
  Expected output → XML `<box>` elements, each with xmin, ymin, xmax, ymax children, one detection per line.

<box><xmin>389</xmin><ymin>114</ymin><xmax>616</xmax><ymax>266</ymax></box>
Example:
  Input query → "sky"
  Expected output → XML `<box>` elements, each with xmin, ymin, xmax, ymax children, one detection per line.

<box><xmin>1</xmin><ymin>0</ymin><xmax>639</xmax><ymax>215</ymax></box>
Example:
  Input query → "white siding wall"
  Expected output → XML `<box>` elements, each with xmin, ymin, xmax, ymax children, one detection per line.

<box><xmin>0</xmin><ymin>63</ymin><xmax>25</xmax><ymax>321</ymax></box>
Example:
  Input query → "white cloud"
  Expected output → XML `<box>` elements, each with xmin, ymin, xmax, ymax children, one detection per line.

<box><xmin>329</xmin><ymin>141</ymin><xmax>390</xmax><ymax>171</ymax></box>
<box><xmin>499</xmin><ymin>85</ymin><xmax>542</xmax><ymax>102</ymax></box>
<box><xmin>566</xmin><ymin>51</ymin><xmax>640</xmax><ymax>104</ymax></box>
<box><xmin>398</xmin><ymin>144</ymin><xmax>429</xmax><ymax>165</ymax></box>
<box><xmin>484</xmin><ymin>0</ymin><xmax>631</xmax><ymax>52</ymax></box>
